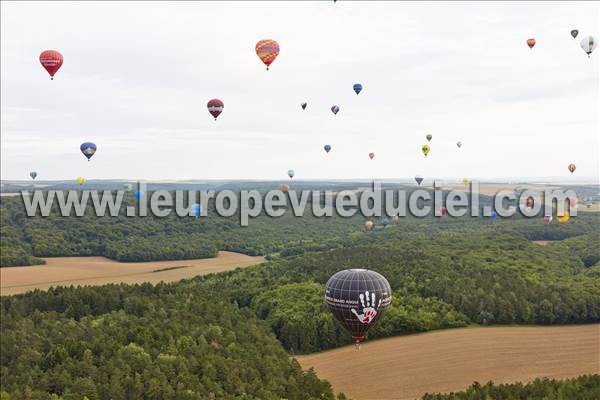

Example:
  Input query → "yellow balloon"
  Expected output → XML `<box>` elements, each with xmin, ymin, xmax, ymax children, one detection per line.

<box><xmin>463</xmin><ymin>178</ymin><xmax>470</xmax><ymax>185</ymax></box>
<box><xmin>76</xmin><ymin>176</ymin><xmax>86</xmax><ymax>186</ymax></box>
<box><xmin>557</xmin><ymin>211</ymin><xmax>570</xmax><ymax>224</ymax></box>
<box><xmin>422</xmin><ymin>144</ymin><xmax>430</xmax><ymax>157</ymax></box>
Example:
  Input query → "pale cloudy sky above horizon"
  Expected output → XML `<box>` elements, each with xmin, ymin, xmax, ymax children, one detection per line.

<box><xmin>1</xmin><ymin>1</ymin><xmax>599</xmax><ymax>181</ymax></box>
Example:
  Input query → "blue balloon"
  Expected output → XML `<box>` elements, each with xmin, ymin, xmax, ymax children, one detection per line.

<box><xmin>353</xmin><ymin>83</ymin><xmax>363</xmax><ymax>95</ymax></box>
<box><xmin>80</xmin><ymin>142</ymin><xmax>97</xmax><ymax>161</ymax></box>
<box><xmin>134</xmin><ymin>190</ymin><xmax>144</xmax><ymax>200</ymax></box>
<box><xmin>490</xmin><ymin>211</ymin><xmax>497</xmax><ymax>219</ymax></box>
<box><xmin>191</xmin><ymin>203</ymin><xmax>202</xmax><ymax>218</ymax></box>
<box><xmin>381</xmin><ymin>218</ymin><xmax>389</xmax><ymax>227</ymax></box>
<box><xmin>324</xmin><ymin>144</ymin><xmax>332</xmax><ymax>153</ymax></box>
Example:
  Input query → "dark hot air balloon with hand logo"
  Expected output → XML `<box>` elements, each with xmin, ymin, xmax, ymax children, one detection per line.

<box><xmin>325</xmin><ymin>269</ymin><xmax>392</xmax><ymax>345</ymax></box>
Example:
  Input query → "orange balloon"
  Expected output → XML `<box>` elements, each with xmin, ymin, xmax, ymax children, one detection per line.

<box><xmin>365</xmin><ymin>220</ymin><xmax>374</xmax><ymax>231</ymax></box>
<box><xmin>280</xmin><ymin>184</ymin><xmax>289</xmax><ymax>193</ymax></box>
<box><xmin>255</xmin><ymin>39</ymin><xmax>280</xmax><ymax>70</ymax></box>
<box><xmin>568</xmin><ymin>163</ymin><xmax>576</xmax><ymax>173</ymax></box>
<box><xmin>527</xmin><ymin>38</ymin><xmax>536</xmax><ymax>49</ymax></box>
<box><xmin>557</xmin><ymin>211</ymin><xmax>570</xmax><ymax>224</ymax></box>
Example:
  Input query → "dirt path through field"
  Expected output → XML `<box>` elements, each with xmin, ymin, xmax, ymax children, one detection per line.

<box><xmin>1</xmin><ymin>251</ymin><xmax>263</xmax><ymax>295</ymax></box>
<box><xmin>296</xmin><ymin>325</ymin><xmax>600</xmax><ymax>400</ymax></box>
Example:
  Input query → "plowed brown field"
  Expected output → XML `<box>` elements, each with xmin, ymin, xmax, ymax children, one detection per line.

<box><xmin>296</xmin><ymin>325</ymin><xmax>600</xmax><ymax>400</ymax></box>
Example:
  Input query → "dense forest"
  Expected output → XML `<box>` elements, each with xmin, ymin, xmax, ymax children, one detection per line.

<box><xmin>1</xmin><ymin>188</ymin><xmax>598</xmax><ymax>266</ymax></box>
<box><xmin>422</xmin><ymin>375</ymin><xmax>600</xmax><ymax>400</ymax></box>
<box><xmin>1</xmin><ymin>186</ymin><xmax>599</xmax><ymax>398</ymax></box>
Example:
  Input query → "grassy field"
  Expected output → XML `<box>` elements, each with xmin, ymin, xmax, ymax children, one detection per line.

<box><xmin>296</xmin><ymin>325</ymin><xmax>600</xmax><ymax>400</ymax></box>
<box><xmin>0</xmin><ymin>251</ymin><xmax>264</xmax><ymax>295</ymax></box>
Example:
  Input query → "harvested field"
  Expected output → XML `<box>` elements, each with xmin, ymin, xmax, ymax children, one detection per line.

<box><xmin>0</xmin><ymin>251</ymin><xmax>264</xmax><ymax>295</ymax></box>
<box><xmin>296</xmin><ymin>325</ymin><xmax>600</xmax><ymax>400</ymax></box>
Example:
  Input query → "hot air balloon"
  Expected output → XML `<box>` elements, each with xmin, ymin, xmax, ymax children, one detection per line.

<box><xmin>368</xmin><ymin>152</ymin><xmax>375</xmax><ymax>160</ymax></box>
<box><xmin>123</xmin><ymin>183</ymin><xmax>133</xmax><ymax>191</ymax></box>
<box><xmin>381</xmin><ymin>218</ymin><xmax>389</xmax><ymax>227</ymax></box>
<box><xmin>353</xmin><ymin>83</ymin><xmax>362</xmax><ymax>95</ymax></box>
<box><xmin>39</xmin><ymin>50</ymin><xmax>63</xmax><ymax>80</ymax></box>
<box><xmin>255</xmin><ymin>39</ymin><xmax>280</xmax><ymax>70</ymax></box>
<box><xmin>490</xmin><ymin>211</ymin><xmax>498</xmax><ymax>219</ymax></box>
<box><xmin>568</xmin><ymin>164</ymin><xmax>576</xmax><ymax>173</ymax></box>
<box><xmin>557</xmin><ymin>211</ymin><xmax>570</xmax><ymax>224</ymax></box>
<box><xmin>365</xmin><ymin>220</ymin><xmax>374</xmax><ymax>231</ymax></box>
<box><xmin>207</xmin><ymin>99</ymin><xmax>224</xmax><ymax>120</ymax></box>
<box><xmin>426</xmin><ymin>134</ymin><xmax>432</xmax><ymax>142</ymax></box>
<box><xmin>301</xmin><ymin>102</ymin><xmax>307</xmax><ymax>110</ymax></box>
<box><xmin>422</xmin><ymin>144</ymin><xmax>430</xmax><ymax>157</ymax></box>
<box><xmin>437</xmin><ymin>207</ymin><xmax>447</xmax><ymax>216</ymax></box>
<box><xmin>526</xmin><ymin>196</ymin><xmax>534</xmax><ymax>208</ymax></box>
<box><xmin>544</xmin><ymin>215</ymin><xmax>553</xmax><ymax>224</ymax></box>
<box><xmin>391</xmin><ymin>215</ymin><xmax>399</xmax><ymax>222</ymax></box>
<box><xmin>325</xmin><ymin>269</ymin><xmax>392</xmax><ymax>344</ymax></box>
<box><xmin>580</xmin><ymin>36</ymin><xmax>597</xmax><ymax>57</ymax></box>
<box><xmin>134</xmin><ymin>190</ymin><xmax>144</xmax><ymax>200</ymax></box>
<box><xmin>80</xmin><ymin>142</ymin><xmax>97</xmax><ymax>161</ymax></box>
<box><xmin>287</xmin><ymin>169</ymin><xmax>295</xmax><ymax>179</ymax></box>
<box><xmin>571</xmin><ymin>29</ymin><xmax>579</xmax><ymax>39</ymax></box>
<box><xmin>190</xmin><ymin>203</ymin><xmax>202</xmax><ymax>218</ymax></box>
<box><xmin>414</xmin><ymin>175</ymin><xmax>424</xmax><ymax>186</ymax></box>
<box><xmin>456</xmin><ymin>141</ymin><xmax>462</xmax><ymax>148</ymax></box>
<box><xmin>324</xmin><ymin>144</ymin><xmax>332</xmax><ymax>153</ymax></box>
<box><xmin>331</xmin><ymin>105</ymin><xmax>340</xmax><ymax>115</ymax></box>
<box><xmin>76</xmin><ymin>176</ymin><xmax>86</xmax><ymax>186</ymax></box>
<box><xmin>462</xmin><ymin>178</ymin><xmax>470</xmax><ymax>185</ymax></box>
<box><xmin>527</xmin><ymin>38</ymin><xmax>536</xmax><ymax>49</ymax></box>
<box><xmin>280</xmin><ymin>184</ymin><xmax>289</xmax><ymax>193</ymax></box>
<box><xmin>30</xmin><ymin>171</ymin><xmax>37</xmax><ymax>180</ymax></box>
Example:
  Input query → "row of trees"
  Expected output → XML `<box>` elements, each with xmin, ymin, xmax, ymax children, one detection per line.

<box><xmin>422</xmin><ymin>375</ymin><xmax>600</xmax><ymax>399</ymax></box>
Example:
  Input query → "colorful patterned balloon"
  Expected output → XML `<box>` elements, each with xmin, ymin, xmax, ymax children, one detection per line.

<box><xmin>255</xmin><ymin>39</ymin><xmax>280</xmax><ymax>70</ymax></box>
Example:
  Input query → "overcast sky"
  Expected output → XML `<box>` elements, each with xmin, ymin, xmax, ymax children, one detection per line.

<box><xmin>1</xmin><ymin>1</ymin><xmax>599</xmax><ymax>181</ymax></box>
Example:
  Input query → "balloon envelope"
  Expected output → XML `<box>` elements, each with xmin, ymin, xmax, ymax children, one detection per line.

<box><xmin>324</xmin><ymin>144</ymin><xmax>332</xmax><ymax>153</ymax></box>
<box><xmin>280</xmin><ymin>184</ymin><xmax>289</xmax><ymax>193</ymax></box>
<box><xmin>287</xmin><ymin>169</ymin><xmax>295</xmax><ymax>179</ymax></box>
<box><xmin>422</xmin><ymin>144</ymin><xmax>430</xmax><ymax>157</ymax></box>
<box><xmin>207</xmin><ymin>99</ymin><xmax>224</xmax><ymax>120</ymax></box>
<box><xmin>365</xmin><ymin>220</ymin><xmax>374</xmax><ymax>230</ymax></box>
<box><xmin>30</xmin><ymin>172</ymin><xmax>37</xmax><ymax>180</ymax></box>
<box><xmin>368</xmin><ymin>152</ymin><xmax>375</xmax><ymax>160</ymax></box>
<box><xmin>557</xmin><ymin>211</ymin><xmax>570</xmax><ymax>224</ymax></box>
<box><xmin>76</xmin><ymin>176</ymin><xmax>86</xmax><ymax>186</ymax></box>
<box><xmin>331</xmin><ymin>105</ymin><xmax>340</xmax><ymax>115</ymax></box>
<box><xmin>301</xmin><ymin>102</ymin><xmax>307</xmax><ymax>110</ymax></box>
<box><xmin>255</xmin><ymin>39</ymin><xmax>280</xmax><ymax>69</ymax></box>
<box><xmin>490</xmin><ymin>211</ymin><xmax>498</xmax><ymax>219</ymax></box>
<box><xmin>39</xmin><ymin>50</ymin><xmax>63</xmax><ymax>79</ymax></box>
<box><xmin>134</xmin><ymin>191</ymin><xmax>144</xmax><ymax>200</ymax></box>
<box><xmin>80</xmin><ymin>142</ymin><xmax>97</xmax><ymax>161</ymax></box>
<box><xmin>426</xmin><ymin>134</ymin><xmax>432</xmax><ymax>142</ymax></box>
<box><xmin>568</xmin><ymin>163</ymin><xmax>576</xmax><ymax>173</ymax></box>
<box><xmin>580</xmin><ymin>36</ymin><xmax>597</xmax><ymax>57</ymax></box>
<box><xmin>544</xmin><ymin>215</ymin><xmax>553</xmax><ymax>224</ymax></box>
<box><xmin>414</xmin><ymin>176</ymin><xmax>424</xmax><ymax>185</ymax></box>
<box><xmin>571</xmin><ymin>29</ymin><xmax>579</xmax><ymax>39</ymax></box>
<box><xmin>456</xmin><ymin>141</ymin><xmax>462</xmax><ymax>148</ymax></box>
<box><xmin>190</xmin><ymin>203</ymin><xmax>202</xmax><ymax>218</ymax></box>
<box><xmin>353</xmin><ymin>83</ymin><xmax>362</xmax><ymax>95</ymax></box>
<box><xmin>325</xmin><ymin>269</ymin><xmax>392</xmax><ymax>342</ymax></box>
<box><xmin>527</xmin><ymin>38</ymin><xmax>536</xmax><ymax>49</ymax></box>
